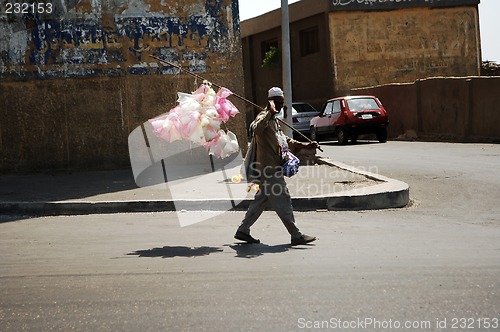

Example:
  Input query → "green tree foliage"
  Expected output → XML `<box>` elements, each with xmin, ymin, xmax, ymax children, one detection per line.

<box><xmin>262</xmin><ymin>46</ymin><xmax>281</xmax><ymax>69</ymax></box>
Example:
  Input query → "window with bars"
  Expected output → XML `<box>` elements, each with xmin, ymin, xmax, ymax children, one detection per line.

<box><xmin>300</xmin><ymin>27</ymin><xmax>319</xmax><ymax>56</ymax></box>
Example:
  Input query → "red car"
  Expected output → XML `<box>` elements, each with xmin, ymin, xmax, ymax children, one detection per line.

<box><xmin>310</xmin><ymin>95</ymin><xmax>389</xmax><ymax>144</ymax></box>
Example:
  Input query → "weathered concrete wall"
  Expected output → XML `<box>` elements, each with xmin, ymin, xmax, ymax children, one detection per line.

<box><xmin>418</xmin><ymin>78</ymin><xmax>469</xmax><ymax>137</ymax></box>
<box><xmin>241</xmin><ymin>0</ymin><xmax>334</xmax><ymax>114</ymax></box>
<box><xmin>242</xmin><ymin>13</ymin><xmax>333</xmax><ymax>116</ymax></box>
<box><xmin>330</xmin><ymin>6</ymin><xmax>481</xmax><ymax>92</ymax></box>
<box><xmin>242</xmin><ymin>26</ymin><xmax>282</xmax><ymax>111</ymax></box>
<box><xmin>469</xmin><ymin>77</ymin><xmax>500</xmax><ymax>139</ymax></box>
<box><xmin>352</xmin><ymin>77</ymin><xmax>500</xmax><ymax>143</ymax></box>
<box><xmin>0</xmin><ymin>0</ymin><xmax>245</xmax><ymax>173</ymax></box>
<box><xmin>289</xmin><ymin>13</ymin><xmax>333</xmax><ymax>109</ymax></box>
<box><xmin>355</xmin><ymin>82</ymin><xmax>418</xmax><ymax>140</ymax></box>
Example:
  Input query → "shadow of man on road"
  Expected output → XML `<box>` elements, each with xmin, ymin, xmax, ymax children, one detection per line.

<box><xmin>128</xmin><ymin>246</ymin><xmax>223</xmax><ymax>258</ymax></box>
<box><xmin>128</xmin><ymin>243</ymin><xmax>314</xmax><ymax>259</ymax></box>
<box><xmin>228</xmin><ymin>243</ymin><xmax>313</xmax><ymax>258</ymax></box>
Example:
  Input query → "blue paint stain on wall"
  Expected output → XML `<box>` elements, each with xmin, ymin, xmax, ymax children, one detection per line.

<box><xmin>0</xmin><ymin>1</ymin><xmax>240</xmax><ymax>79</ymax></box>
<box><xmin>231</xmin><ymin>0</ymin><xmax>241</xmax><ymax>34</ymax></box>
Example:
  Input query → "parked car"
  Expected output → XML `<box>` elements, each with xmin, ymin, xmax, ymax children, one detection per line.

<box><xmin>277</xmin><ymin>102</ymin><xmax>319</xmax><ymax>138</ymax></box>
<box><xmin>310</xmin><ymin>95</ymin><xmax>389</xmax><ymax>144</ymax></box>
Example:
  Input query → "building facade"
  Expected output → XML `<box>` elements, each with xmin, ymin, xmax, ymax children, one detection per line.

<box><xmin>241</xmin><ymin>0</ymin><xmax>481</xmax><ymax>111</ymax></box>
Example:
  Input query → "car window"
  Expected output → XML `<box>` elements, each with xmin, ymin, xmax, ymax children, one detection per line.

<box><xmin>277</xmin><ymin>108</ymin><xmax>300</xmax><ymax>120</ymax></box>
<box><xmin>293</xmin><ymin>103</ymin><xmax>317</xmax><ymax>113</ymax></box>
<box><xmin>276</xmin><ymin>107</ymin><xmax>287</xmax><ymax>118</ymax></box>
<box><xmin>323</xmin><ymin>102</ymin><xmax>333</xmax><ymax>115</ymax></box>
<box><xmin>332</xmin><ymin>100</ymin><xmax>341</xmax><ymax>113</ymax></box>
<box><xmin>347</xmin><ymin>98</ymin><xmax>380</xmax><ymax>111</ymax></box>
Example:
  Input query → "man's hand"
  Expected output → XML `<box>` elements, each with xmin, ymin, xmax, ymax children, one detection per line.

<box><xmin>305</xmin><ymin>141</ymin><xmax>320</xmax><ymax>150</ymax></box>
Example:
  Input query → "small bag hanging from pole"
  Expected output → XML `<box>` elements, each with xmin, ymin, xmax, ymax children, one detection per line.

<box><xmin>241</xmin><ymin>137</ymin><xmax>258</xmax><ymax>182</ymax></box>
<box><xmin>276</xmin><ymin>129</ymin><xmax>300</xmax><ymax>177</ymax></box>
<box><xmin>241</xmin><ymin>131</ymin><xmax>259</xmax><ymax>183</ymax></box>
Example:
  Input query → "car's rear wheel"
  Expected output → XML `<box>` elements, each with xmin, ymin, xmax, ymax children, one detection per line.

<box><xmin>337</xmin><ymin>127</ymin><xmax>349</xmax><ymax>145</ymax></box>
<box><xmin>310</xmin><ymin>126</ymin><xmax>318</xmax><ymax>141</ymax></box>
<box><xmin>377</xmin><ymin>128</ymin><xmax>388</xmax><ymax>143</ymax></box>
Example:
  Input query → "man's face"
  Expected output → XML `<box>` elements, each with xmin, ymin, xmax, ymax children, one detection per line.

<box><xmin>271</xmin><ymin>96</ymin><xmax>285</xmax><ymax>110</ymax></box>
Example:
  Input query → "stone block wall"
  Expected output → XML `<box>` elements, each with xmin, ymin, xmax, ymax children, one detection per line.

<box><xmin>330</xmin><ymin>6</ymin><xmax>481</xmax><ymax>92</ymax></box>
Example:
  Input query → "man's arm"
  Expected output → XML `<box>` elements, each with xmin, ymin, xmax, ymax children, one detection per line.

<box><xmin>251</xmin><ymin>100</ymin><xmax>279</xmax><ymax>135</ymax></box>
<box><xmin>251</xmin><ymin>110</ymin><xmax>273</xmax><ymax>135</ymax></box>
<box><xmin>287</xmin><ymin>136</ymin><xmax>319</xmax><ymax>152</ymax></box>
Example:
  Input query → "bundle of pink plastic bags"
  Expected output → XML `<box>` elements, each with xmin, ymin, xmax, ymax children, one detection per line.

<box><xmin>149</xmin><ymin>82</ymin><xmax>240</xmax><ymax>159</ymax></box>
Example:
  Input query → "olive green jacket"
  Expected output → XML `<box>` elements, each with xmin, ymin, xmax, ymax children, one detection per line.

<box><xmin>251</xmin><ymin>109</ymin><xmax>307</xmax><ymax>175</ymax></box>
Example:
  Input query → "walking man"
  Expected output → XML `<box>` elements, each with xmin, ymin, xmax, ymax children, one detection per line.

<box><xmin>234</xmin><ymin>87</ymin><xmax>318</xmax><ymax>245</ymax></box>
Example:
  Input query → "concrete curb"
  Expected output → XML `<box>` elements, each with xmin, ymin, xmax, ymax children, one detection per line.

<box><xmin>315</xmin><ymin>157</ymin><xmax>410</xmax><ymax>210</ymax></box>
<box><xmin>0</xmin><ymin>159</ymin><xmax>409</xmax><ymax>216</ymax></box>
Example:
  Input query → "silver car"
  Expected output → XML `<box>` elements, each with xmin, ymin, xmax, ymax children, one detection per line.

<box><xmin>277</xmin><ymin>102</ymin><xmax>319</xmax><ymax>138</ymax></box>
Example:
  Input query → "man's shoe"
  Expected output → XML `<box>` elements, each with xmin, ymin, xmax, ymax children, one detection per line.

<box><xmin>234</xmin><ymin>231</ymin><xmax>260</xmax><ymax>244</ymax></box>
<box><xmin>291</xmin><ymin>234</ymin><xmax>316</xmax><ymax>245</ymax></box>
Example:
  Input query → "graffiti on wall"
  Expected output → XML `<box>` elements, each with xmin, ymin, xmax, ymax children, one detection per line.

<box><xmin>0</xmin><ymin>0</ymin><xmax>240</xmax><ymax>78</ymax></box>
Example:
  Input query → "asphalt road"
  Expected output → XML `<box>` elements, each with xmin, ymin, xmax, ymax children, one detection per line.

<box><xmin>1</xmin><ymin>141</ymin><xmax>499</xmax><ymax>331</ymax></box>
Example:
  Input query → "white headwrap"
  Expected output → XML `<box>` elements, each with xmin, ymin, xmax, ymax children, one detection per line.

<box><xmin>268</xmin><ymin>87</ymin><xmax>284</xmax><ymax>99</ymax></box>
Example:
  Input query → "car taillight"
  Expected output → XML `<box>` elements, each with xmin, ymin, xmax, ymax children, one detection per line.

<box><xmin>293</xmin><ymin>118</ymin><xmax>298</xmax><ymax>123</ymax></box>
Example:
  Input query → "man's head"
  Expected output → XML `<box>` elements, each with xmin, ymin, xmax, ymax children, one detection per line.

<box><xmin>267</xmin><ymin>87</ymin><xmax>285</xmax><ymax>110</ymax></box>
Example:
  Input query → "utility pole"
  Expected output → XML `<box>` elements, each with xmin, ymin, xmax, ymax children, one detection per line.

<box><xmin>281</xmin><ymin>0</ymin><xmax>293</xmax><ymax>137</ymax></box>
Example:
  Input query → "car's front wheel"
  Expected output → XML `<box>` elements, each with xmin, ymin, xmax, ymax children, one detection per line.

<box><xmin>337</xmin><ymin>127</ymin><xmax>349</xmax><ymax>145</ymax></box>
<box><xmin>377</xmin><ymin>128</ymin><xmax>388</xmax><ymax>143</ymax></box>
<box><xmin>310</xmin><ymin>126</ymin><xmax>319</xmax><ymax>141</ymax></box>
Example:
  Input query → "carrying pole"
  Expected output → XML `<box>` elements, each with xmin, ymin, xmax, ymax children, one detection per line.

<box><xmin>281</xmin><ymin>0</ymin><xmax>293</xmax><ymax>137</ymax></box>
<box><xmin>149</xmin><ymin>55</ymin><xmax>322</xmax><ymax>151</ymax></box>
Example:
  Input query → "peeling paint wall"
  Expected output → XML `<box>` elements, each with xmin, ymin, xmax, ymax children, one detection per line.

<box><xmin>1</xmin><ymin>0</ymin><xmax>241</xmax><ymax>78</ymax></box>
<box><xmin>0</xmin><ymin>0</ymin><xmax>245</xmax><ymax>173</ymax></box>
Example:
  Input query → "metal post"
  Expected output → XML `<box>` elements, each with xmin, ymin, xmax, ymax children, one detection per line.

<box><xmin>281</xmin><ymin>0</ymin><xmax>293</xmax><ymax>137</ymax></box>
